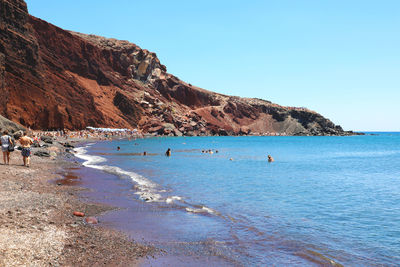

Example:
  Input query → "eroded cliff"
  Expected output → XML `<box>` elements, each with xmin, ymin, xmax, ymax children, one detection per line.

<box><xmin>0</xmin><ymin>0</ymin><xmax>354</xmax><ymax>136</ymax></box>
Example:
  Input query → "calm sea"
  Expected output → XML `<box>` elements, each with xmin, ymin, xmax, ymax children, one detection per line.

<box><xmin>75</xmin><ymin>133</ymin><xmax>400</xmax><ymax>266</ymax></box>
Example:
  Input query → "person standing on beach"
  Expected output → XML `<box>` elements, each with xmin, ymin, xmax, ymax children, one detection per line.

<box><xmin>1</xmin><ymin>130</ymin><xmax>14</xmax><ymax>165</ymax></box>
<box><xmin>19</xmin><ymin>132</ymin><xmax>33</xmax><ymax>167</ymax></box>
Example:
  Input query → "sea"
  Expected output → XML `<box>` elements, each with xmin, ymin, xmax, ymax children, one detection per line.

<box><xmin>71</xmin><ymin>133</ymin><xmax>400</xmax><ymax>266</ymax></box>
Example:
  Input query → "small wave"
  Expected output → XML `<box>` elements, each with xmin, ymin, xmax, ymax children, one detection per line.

<box><xmin>74</xmin><ymin>145</ymin><xmax>161</xmax><ymax>202</ymax></box>
<box><xmin>74</xmin><ymin>146</ymin><xmax>107</xmax><ymax>166</ymax></box>
<box><xmin>296</xmin><ymin>249</ymin><xmax>344</xmax><ymax>267</ymax></box>
<box><xmin>166</xmin><ymin>196</ymin><xmax>183</xmax><ymax>204</ymax></box>
<box><xmin>74</xmin><ymin>145</ymin><xmax>222</xmax><ymax>218</ymax></box>
<box><xmin>134</xmin><ymin>191</ymin><xmax>162</xmax><ymax>202</ymax></box>
<box><xmin>186</xmin><ymin>206</ymin><xmax>216</xmax><ymax>214</ymax></box>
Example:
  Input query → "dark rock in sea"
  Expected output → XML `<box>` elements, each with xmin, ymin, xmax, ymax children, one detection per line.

<box><xmin>218</xmin><ymin>129</ymin><xmax>229</xmax><ymax>136</ymax></box>
<box><xmin>62</xmin><ymin>142</ymin><xmax>75</xmax><ymax>148</ymax></box>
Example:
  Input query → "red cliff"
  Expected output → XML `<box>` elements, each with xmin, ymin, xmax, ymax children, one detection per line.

<box><xmin>0</xmin><ymin>0</ymin><xmax>354</xmax><ymax>136</ymax></box>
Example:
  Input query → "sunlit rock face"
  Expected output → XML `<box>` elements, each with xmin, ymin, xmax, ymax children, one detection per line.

<box><xmin>0</xmin><ymin>0</ymin><xmax>354</xmax><ymax>136</ymax></box>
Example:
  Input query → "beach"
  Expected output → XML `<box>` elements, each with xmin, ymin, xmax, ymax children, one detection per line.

<box><xmin>2</xmin><ymin>133</ymin><xmax>400</xmax><ymax>266</ymax></box>
<box><xmin>0</xmin><ymin>136</ymin><xmax>155</xmax><ymax>266</ymax></box>
<box><xmin>1</xmin><ymin>0</ymin><xmax>397</xmax><ymax>265</ymax></box>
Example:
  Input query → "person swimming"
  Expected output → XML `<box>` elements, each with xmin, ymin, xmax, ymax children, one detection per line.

<box><xmin>117</xmin><ymin>146</ymin><xmax>121</xmax><ymax>151</ymax></box>
<box><xmin>268</xmin><ymin>155</ymin><xmax>274</xmax><ymax>162</ymax></box>
<box><xmin>165</xmin><ymin>148</ymin><xmax>171</xmax><ymax>157</ymax></box>
<box><xmin>143</xmin><ymin>151</ymin><xmax>147</xmax><ymax>156</ymax></box>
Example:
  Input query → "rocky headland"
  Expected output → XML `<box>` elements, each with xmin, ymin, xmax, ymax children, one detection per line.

<box><xmin>0</xmin><ymin>0</ymin><xmax>359</xmax><ymax>136</ymax></box>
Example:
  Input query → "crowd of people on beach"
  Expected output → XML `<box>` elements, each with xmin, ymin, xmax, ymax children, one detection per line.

<box><xmin>0</xmin><ymin>127</ymin><xmax>142</xmax><ymax>167</ymax></box>
<box><xmin>1</xmin><ymin>126</ymin><xmax>275</xmax><ymax>167</ymax></box>
<box><xmin>31</xmin><ymin>128</ymin><xmax>142</xmax><ymax>140</ymax></box>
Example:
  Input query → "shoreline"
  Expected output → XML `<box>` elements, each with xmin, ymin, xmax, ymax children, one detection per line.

<box><xmin>1</xmin><ymin>133</ymin><xmax>382</xmax><ymax>266</ymax></box>
<box><xmin>72</xmin><ymin>139</ymin><xmax>239</xmax><ymax>266</ymax></box>
<box><xmin>73</xmin><ymin>135</ymin><xmax>356</xmax><ymax>266</ymax></box>
<box><xmin>0</xmin><ymin>136</ymin><xmax>156</xmax><ymax>266</ymax></box>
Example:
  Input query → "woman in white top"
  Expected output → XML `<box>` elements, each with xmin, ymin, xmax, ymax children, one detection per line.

<box><xmin>1</xmin><ymin>130</ymin><xmax>14</xmax><ymax>165</ymax></box>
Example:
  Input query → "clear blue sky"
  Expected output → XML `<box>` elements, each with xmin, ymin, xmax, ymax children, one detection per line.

<box><xmin>26</xmin><ymin>0</ymin><xmax>400</xmax><ymax>131</ymax></box>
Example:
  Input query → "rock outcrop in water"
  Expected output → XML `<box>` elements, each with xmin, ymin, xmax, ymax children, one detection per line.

<box><xmin>0</xmin><ymin>0</ymin><xmax>356</xmax><ymax>136</ymax></box>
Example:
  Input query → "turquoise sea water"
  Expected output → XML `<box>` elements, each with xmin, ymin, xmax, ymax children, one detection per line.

<box><xmin>75</xmin><ymin>133</ymin><xmax>400</xmax><ymax>266</ymax></box>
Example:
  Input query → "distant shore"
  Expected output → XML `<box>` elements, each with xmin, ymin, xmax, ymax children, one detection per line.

<box><xmin>0</xmin><ymin>135</ymin><xmax>155</xmax><ymax>266</ymax></box>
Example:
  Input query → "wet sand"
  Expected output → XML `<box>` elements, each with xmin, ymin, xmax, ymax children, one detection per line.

<box><xmin>0</xmin><ymin>137</ymin><xmax>155</xmax><ymax>266</ymax></box>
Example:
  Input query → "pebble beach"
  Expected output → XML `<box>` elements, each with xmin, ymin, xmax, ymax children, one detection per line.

<box><xmin>0</xmin><ymin>135</ymin><xmax>155</xmax><ymax>266</ymax></box>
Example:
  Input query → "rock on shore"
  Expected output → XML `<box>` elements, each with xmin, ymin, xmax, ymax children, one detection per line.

<box><xmin>0</xmin><ymin>115</ymin><xmax>25</xmax><ymax>133</ymax></box>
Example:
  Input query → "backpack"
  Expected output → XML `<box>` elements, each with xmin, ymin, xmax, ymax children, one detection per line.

<box><xmin>8</xmin><ymin>137</ymin><xmax>14</xmax><ymax>152</ymax></box>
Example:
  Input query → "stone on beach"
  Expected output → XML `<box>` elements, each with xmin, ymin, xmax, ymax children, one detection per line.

<box><xmin>85</xmin><ymin>217</ymin><xmax>98</xmax><ymax>224</ymax></box>
<box><xmin>62</xmin><ymin>142</ymin><xmax>75</xmax><ymax>148</ymax></box>
<box><xmin>40</xmin><ymin>136</ymin><xmax>53</xmax><ymax>144</ymax></box>
<box><xmin>34</xmin><ymin>151</ymin><xmax>51</xmax><ymax>157</ymax></box>
<box><xmin>48</xmin><ymin>146</ymin><xmax>60</xmax><ymax>152</ymax></box>
<box><xmin>73</xmin><ymin>211</ymin><xmax>85</xmax><ymax>217</ymax></box>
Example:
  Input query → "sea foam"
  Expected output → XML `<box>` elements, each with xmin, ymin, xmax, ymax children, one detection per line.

<box><xmin>74</xmin><ymin>145</ymin><xmax>161</xmax><ymax>202</ymax></box>
<box><xmin>74</xmin><ymin>144</ymin><xmax>217</xmax><ymax>215</ymax></box>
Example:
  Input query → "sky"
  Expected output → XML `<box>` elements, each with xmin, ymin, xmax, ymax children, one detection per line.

<box><xmin>25</xmin><ymin>0</ymin><xmax>400</xmax><ymax>131</ymax></box>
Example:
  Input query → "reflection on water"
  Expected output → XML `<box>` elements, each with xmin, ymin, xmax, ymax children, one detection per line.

<box><xmin>54</xmin><ymin>169</ymin><xmax>82</xmax><ymax>186</ymax></box>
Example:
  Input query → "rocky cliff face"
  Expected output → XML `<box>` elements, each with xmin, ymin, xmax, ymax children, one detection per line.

<box><xmin>0</xmin><ymin>114</ymin><xmax>25</xmax><ymax>133</ymax></box>
<box><xmin>0</xmin><ymin>0</ymin><xmax>355</xmax><ymax>136</ymax></box>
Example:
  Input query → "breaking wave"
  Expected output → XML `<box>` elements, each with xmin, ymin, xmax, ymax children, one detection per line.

<box><xmin>74</xmin><ymin>144</ymin><xmax>216</xmax><ymax>214</ymax></box>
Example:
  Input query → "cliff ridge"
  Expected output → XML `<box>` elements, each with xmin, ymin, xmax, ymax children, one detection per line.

<box><xmin>0</xmin><ymin>0</ymin><xmax>356</xmax><ymax>136</ymax></box>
